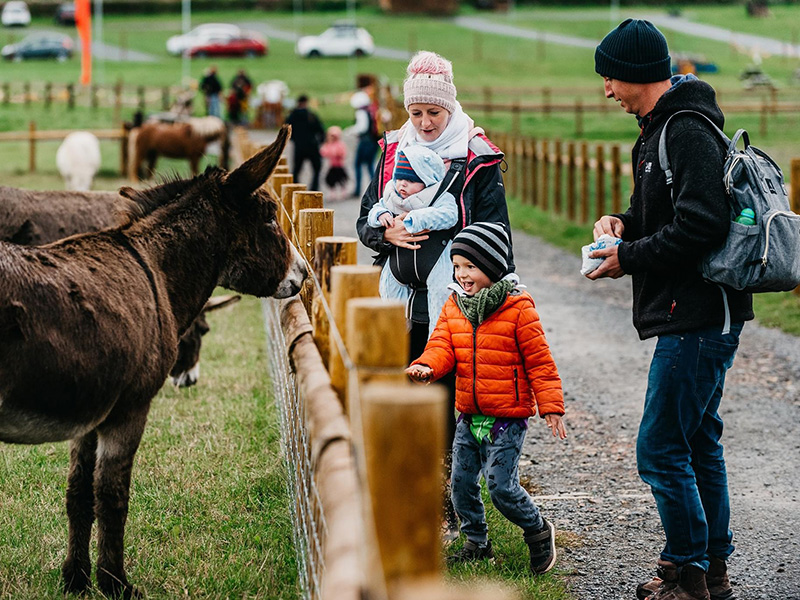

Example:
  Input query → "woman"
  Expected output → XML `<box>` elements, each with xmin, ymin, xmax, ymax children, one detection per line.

<box><xmin>356</xmin><ymin>50</ymin><xmax>513</xmax><ymax>541</ymax></box>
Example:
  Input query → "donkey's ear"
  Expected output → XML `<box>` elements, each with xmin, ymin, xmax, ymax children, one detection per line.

<box><xmin>223</xmin><ymin>125</ymin><xmax>291</xmax><ymax>197</ymax></box>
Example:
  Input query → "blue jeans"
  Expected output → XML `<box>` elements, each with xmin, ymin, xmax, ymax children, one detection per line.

<box><xmin>353</xmin><ymin>138</ymin><xmax>376</xmax><ymax>197</ymax></box>
<box><xmin>206</xmin><ymin>94</ymin><xmax>221</xmax><ymax>118</ymax></box>
<box><xmin>451</xmin><ymin>419</ymin><xmax>543</xmax><ymax>544</ymax></box>
<box><xmin>637</xmin><ymin>323</ymin><xmax>743</xmax><ymax>569</ymax></box>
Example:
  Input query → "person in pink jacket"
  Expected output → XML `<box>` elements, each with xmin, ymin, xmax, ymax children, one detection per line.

<box><xmin>407</xmin><ymin>222</ymin><xmax>567</xmax><ymax>574</ymax></box>
<box><xmin>319</xmin><ymin>125</ymin><xmax>349</xmax><ymax>200</ymax></box>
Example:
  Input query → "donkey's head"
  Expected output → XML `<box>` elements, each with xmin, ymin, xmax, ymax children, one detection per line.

<box><xmin>218</xmin><ymin>125</ymin><xmax>307</xmax><ymax>298</ymax></box>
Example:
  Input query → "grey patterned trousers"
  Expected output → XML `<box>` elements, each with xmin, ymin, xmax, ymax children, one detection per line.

<box><xmin>451</xmin><ymin>419</ymin><xmax>544</xmax><ymax>544</ymax></box>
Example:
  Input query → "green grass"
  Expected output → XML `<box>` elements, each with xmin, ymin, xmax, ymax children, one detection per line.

<box><xmin>0</xmin><ymin>295</ymin><xmax>299</xmax><ymax>600</ymax></box>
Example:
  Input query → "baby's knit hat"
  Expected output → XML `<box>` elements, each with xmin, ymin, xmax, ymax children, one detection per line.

<box><xmin>393</xmin><ymin>151</ymin><xmax>423</xmax><ymax>184</ymax></box>
<box><xmin>403</xmin><ymin>51</ymin><xmax>457</xmax><ymax>114</ymax></box>
<box><xmin>595</xmin><ymin>19</ymin><xmax>671</xmax><ymax>83</ymax></box>
<box><xmin>450</xmin><ymin>222</ymin><xmax>510</xmax><ymax>283</ymax></box>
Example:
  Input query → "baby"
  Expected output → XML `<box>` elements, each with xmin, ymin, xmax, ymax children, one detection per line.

<box><xmin>367</xmin><ymin>145</ymin><xmax>457</xmax><ymax>235</ymax></box>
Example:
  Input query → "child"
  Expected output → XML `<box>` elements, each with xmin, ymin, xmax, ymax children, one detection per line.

<box><xmin>319</xmin><ymin>126</ymin><xmax>349</xmax><ymax>200</ymax></box>
<box><xmin>406</xmin><ymin>222</ymin><xmax>567</xmax><ymax>575</ymax></box>
<box><xmin>367</xmin><ymin>145</ymin><xmax>458</xmax><ymax>337</ymax></box>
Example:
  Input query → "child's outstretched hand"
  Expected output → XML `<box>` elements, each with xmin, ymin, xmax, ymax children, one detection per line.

<box><xmin>379</xmin><ymin>212</ymin><xmax>395</xmax><ymax>229</ymax></box>
<box><xmin>405</xmin><ymin>364</ymin><xmax>433</xmax><ymax>384</ymax></box>
<box><xmin>544</xmin><ymin>414</ymin><xmax>567</xmax><ymax>440</ymax></box>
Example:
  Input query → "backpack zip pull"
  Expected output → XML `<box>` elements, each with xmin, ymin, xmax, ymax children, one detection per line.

<box><xmin>667</xmin><ymin>300</ymin><xmax>676</xmax><ymax>321</ymax></box>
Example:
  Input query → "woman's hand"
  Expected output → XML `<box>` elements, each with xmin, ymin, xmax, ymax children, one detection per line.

<box><xmin>383</xmin><ymin>216</ymin><xmax>430</xmax><ymax>249</ymax></box>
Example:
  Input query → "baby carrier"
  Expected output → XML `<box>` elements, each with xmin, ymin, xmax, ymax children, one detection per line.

<box><xmin>389</xmin><ymin>158</ymin><xmax>465</xmax><ymax>324</ymax></box>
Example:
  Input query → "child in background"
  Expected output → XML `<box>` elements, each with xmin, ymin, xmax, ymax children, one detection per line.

<box><xmin>406</xmin><ymin>222</ymin><xmax>567</xmax><ymax>574</ymax></box>
<box><xmin>319</xmin><ymin>126</ymin><xmax>349</xmax><ymax>200</ymax></box>
<box><xmin>367</xmin><ymin>144</ymin><xmax>458</xmax><ymax>337</ymax></box>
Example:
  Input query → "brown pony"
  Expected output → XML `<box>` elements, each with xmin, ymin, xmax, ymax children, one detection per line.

<box><xmin>0</xmin><ymin>126</ymin><xmax>304</xmax><ymax>598</ymax></box>
<box><xmin>132</xmin><ymin>116</ymin><xmax>227</xmax><ymax>180</ymax></box>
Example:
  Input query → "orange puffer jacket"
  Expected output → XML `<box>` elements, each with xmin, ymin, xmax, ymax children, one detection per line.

<box><xmin>411</xmin><ymin>290</ymin><xmax>564</xmax><ymax>418</ymax></box>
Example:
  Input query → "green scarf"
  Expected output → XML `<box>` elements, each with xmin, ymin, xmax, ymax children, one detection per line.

<box><xmin>455</xmin><ymin>279</ymin><xmax>515</xmax><ymax>328</ymax></box>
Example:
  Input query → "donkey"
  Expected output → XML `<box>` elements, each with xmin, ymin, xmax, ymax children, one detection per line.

<box><xmin>0</xmin><ymin>125</ymin><xmax>305</xmax><ymax>598</ymax></box>
<box><xmin>0</xmin><ymin>185</ymin><xmax>231</xmax><ymax>388</ymax></box>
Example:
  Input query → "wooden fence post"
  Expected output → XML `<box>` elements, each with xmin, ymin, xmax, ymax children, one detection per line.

<box><xmin>580</xmin><ymin>142</ymin><xmax>590</xmax><ymax>223</ymax></box>
<box><xmin>760</xmin><ymin>100</ymin><xmax>768</xmax><ymax>137</ymax></box>
<box><xmin>313</xmin><ymin>236</ymin><xmax>358</xmax><ymax>367</ymax></box>
<box><xmin>23</xmin><ymin>81</ymin><xmax>30</xmax><ymax>106</ymax></box>
<box><xmin>511</xmin><ymin>101</ymin><xmax>520</xmax><ymax>135</ymax></box>
<box><xmin>531</xmin><ymin>137</ymin><xmax>539</xmax><ymax>208</ymax></box>
<box><xmin>45</xmin><ymin>82</ymin><xmax>52</xmax><ymax>108</ymax></box>
<box><xmin>2</xmin><ymin>82</ymin><xmax>9</xmax><ymax>105</ymax></box>
<box><xmin>542</xmin><ymin>87</ymin><xmax>551</xmax><ymax>118</ymax></box>
<box><xmin>162</xmin><ymin>86</ymin><xmax>170</xmax><ymax>111</ymax></box>
<box><xmin>789</xmin><ymin>158</ymin><xmax>800</xmax><ymax>213</ymax></box>
<box><xmin>120</xmin><ymin>124</ymin><xmax>129</xmax><ymax>177</ymax></box>
<box><xmin>611</xmin><ymin>144</ymin><xmax>622</xmax><ymax>214</ymax></box>
<box><xmin>91</xmin><ymin>84</ymin><xmax>98</xmax><ymax>109</ymax></box>
<box><xmin>67</xmin><ymin>83</ymin><xmax>75</xmax><ymax>110</ymax></box>
<box><xmin>268</xmin><ymin>173</ymin><xmax>292</xmax><ymax>226</ymax></box>
<box><xmin>361</xmin><ymin>382</ymin><xmax>446</xmax><ymax>592</ymax></box>
<box><xmin>114</xmin><ymin>80</ymin><xmax>123</xmax><ymax>125</ymax></box>
<box><xmin>507</xmin><ymin>135</ymin><xmax>517</xmax><ymax>199</ymax></box>
<box><xmin>28</xmin><ymin>121</ymin><xmax>36</xmax><ymax>173</ymax></box>
<box><xmin>521</xmin><ymin>137</ymin><xmax>531</xmax><ymax>205</ymax></box>
<box><xmin>328</xmin><ymin>265</ymin><xmax>381</xmax><ymax>411</ymax></box>
<box><xmin>575</xmin><ymin>98</ymin><xmax>584</xmax><ymax>137</ymax></box>
<box><xmin>540</xmin><ymin>139</ymin><xmax>550</xmax><ymax>211</ymax></box>
<box><xmin>567</xmin><ymin>141</ymin><xmax>576</xmax><ymax>221</ymax></box>
<box><xmin>595</xmin><ymin>144</ymin><xmax>606</xmax><ymax>220</ymax></box>
<box><xmin>484</xmin><ymin>86</ymin><xmax>492</xmax><ymax>118</ymax></box>
<box><xmin>296</xmin><ymin>205</ymin><xmax>330</xmax><ymax>314</ymax></box>
<box><xmin>554</xmin><ymin>139</ymin><xmax>563</xmax><ymax>215</ymax></box>
<box><xmin>292</xmin><ymin>190</ymin><xmax>324</xmax><ymax>229</ymax></box>
<box><xmin>280</xmin><ymin>183</ymin><xmax>306</xmax><ymax>240</ymax></box>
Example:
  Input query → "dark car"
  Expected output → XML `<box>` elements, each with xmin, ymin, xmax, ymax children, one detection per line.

<box><xmin>1</xmin><ymin>33</ymin><xmax>73</xmax><ymax>61</ymax></box>
<box><xmin>54</xmin><ymin>3</ymin><xmax>76</xmax><ymax>26</ymax></box>
<box><xmin>188</xmin><ymin>33</ymin><xmax>267</xmax><ymax>58</ymax></box>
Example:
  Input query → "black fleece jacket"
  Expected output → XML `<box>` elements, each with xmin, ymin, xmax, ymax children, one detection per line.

<box><xmin>614</xmin><ymin>77</ymin><xmax>753</xmax><ymax>340</ymax></box>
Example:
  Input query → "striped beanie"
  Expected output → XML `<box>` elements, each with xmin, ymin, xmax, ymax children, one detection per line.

<box><xmin>595</xmin><ymin>19</ymin><xmax>671</xmax><ymax>83</ymax></box>
<box><xmin>393</xmin><ymin>150</ymin><xmax>423</xmax><ymax>183</ymax></box>
<box><xmin>451</xmin><ymin>222</ymin><xmax>510</xmax><ymax>283</ymax></box>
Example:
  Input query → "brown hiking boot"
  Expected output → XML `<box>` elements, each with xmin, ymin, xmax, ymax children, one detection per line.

<box><xmin>707</xmin><ymin>556</ymin><xmax>736</xmax><ymax>600</ymax></box>
<box><xmin>637</xmin><ymin>559</ymin><xmax>678</xmax><ymax>599</ymax></box>
<box><xmin>649</xmin><ymin>565</ymin><xmax>710</xmax><ymax>600</ymax></box>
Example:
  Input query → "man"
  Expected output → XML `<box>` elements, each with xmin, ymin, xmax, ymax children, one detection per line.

<box><xmin>284</xmin><ymin>94</ymin><xmax>324</xmax><ymax>191</ymax></box>
<box><xmin>587</xmin><ymin>19</ymin><xmax>753</xmax><ymax>600</ymax></box>
<box><xmin>200</xmin><ymin>65</ymin><xmax>222</xmax><ymax>118</ymax></box>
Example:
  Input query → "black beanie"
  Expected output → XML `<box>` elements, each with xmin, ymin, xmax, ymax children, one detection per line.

<box><xmin>595</xmin><ymin>19</ymin><xmax>671</xmax><ymax>83</ymax></box>
<box><xmin>450</xmin><ymin>222</ymin><xmax>510</xmax><ymax>283</ymax></box>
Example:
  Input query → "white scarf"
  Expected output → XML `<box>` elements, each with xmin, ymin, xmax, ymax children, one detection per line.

<box><xmin>397</xmin><ymin>102</ymin><xmax>478</xmax><ymax>161</ymax></box>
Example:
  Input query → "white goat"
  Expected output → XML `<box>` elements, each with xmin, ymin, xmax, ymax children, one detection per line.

<box><xmin>56</xmin><ymin>132</ymin><xmax>101</xmax><ymax>191</ymax></box>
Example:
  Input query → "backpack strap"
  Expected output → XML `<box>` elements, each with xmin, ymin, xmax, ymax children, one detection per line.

<box><xmin>657</xmin><ymin>109</ymin><xmax>730</xmax><ymax>194</ymax></box>
<box><xmin>428</xmin><ymin>158</ymin><xmax>466</xmax><ymax>208</ymax></box>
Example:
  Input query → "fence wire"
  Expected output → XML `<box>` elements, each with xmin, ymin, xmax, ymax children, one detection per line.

<box><xmin>263</xmin><ymin>298</ymin><xmax>326</xmax><ymax>600</ymax></box>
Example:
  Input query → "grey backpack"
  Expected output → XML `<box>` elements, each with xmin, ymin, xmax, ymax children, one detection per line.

<box><xmin>659</xmin><ymin>110</ymin><xmax>800</xmax><ymax>293</ymax></box>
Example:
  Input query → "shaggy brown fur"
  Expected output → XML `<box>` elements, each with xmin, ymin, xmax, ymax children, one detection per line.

<box><xmin>132</xmin><ymin>119</ymin><xmax>226</xmax><ymax>181</ymax></box>
<box><xmin>0</xmin><ymin>186</ymin><xmax>231</xmax><ymax>388</ymax></box>
<box><xmin>0</xmin><ymin>126</ymin><xmax>304</xmax><ymax>598</ymax></box>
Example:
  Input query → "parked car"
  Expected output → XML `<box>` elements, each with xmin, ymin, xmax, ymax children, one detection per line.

<box><xmin>2</xmin><ymin>32</ymin><xmax>73</xmax><ymax>61</ymax></box>
<box><xmin>188</xmin><ymin>32</ymin><xmax>267</xmax><ymax>58</ymax></box>
<box><xmin>2</xmin><ymin>1</ymin><xmax>31</xmax><ymax>27</ymax></box>
<box><xmin>295</xmin><ymin>21</ymin><xmax>374</xmax><ymax>58</ymax></box>
<box><xmin>166</xmin><ymin>23</ymin><xmax>241</xmax><ymax>56</ymax></box>
<box><xmin>54</xmin><ymin>2</ymin><xmax>76</xmax><ymax>25</ymax></box>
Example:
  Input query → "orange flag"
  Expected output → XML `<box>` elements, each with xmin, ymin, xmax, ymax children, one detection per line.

<box><xmin>75</xmin><ymin>0</ymin><xmax>91</xmax><ymax>85</ymax></box>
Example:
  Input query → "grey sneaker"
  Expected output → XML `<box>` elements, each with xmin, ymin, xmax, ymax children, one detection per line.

<box><xmin>446</xmin><ymin>539</ymin><xmax>494</xmax><ymax>566</ymax></box>
<box><xmin>524</xmin><ymin>518</ymin><xmax>557</xmax><ymax>574</ymax></box>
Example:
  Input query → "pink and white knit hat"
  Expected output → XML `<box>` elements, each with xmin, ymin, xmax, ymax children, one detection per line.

<box><xmin>403</xmin><ymin>51</ymin><xmax>457</xmax><ymax>114</ymax></box>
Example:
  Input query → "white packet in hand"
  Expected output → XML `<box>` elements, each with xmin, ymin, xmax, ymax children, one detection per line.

<box><xmin>580</xmin><ymin>234</ymin><xmax>622</xmax><ymax>275</ymax></box>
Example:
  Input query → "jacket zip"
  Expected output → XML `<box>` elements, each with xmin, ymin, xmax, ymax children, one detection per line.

<box><xmin>513</xmin><ymin>368</ymin><xmax>520</xmax><ymax>404</ymax></box>
<box><xmin>667</xmin><ymin>299</ymin><xmax>676</xmax><ymax>321</ymax></box>
<box><xmin>471</xmin><ymin>324</ymin><xmax>482</xmax><ymax>415</ymax></box>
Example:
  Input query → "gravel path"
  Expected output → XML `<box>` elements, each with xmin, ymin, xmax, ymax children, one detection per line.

<box><xmin>325</xmin><ymin>197</ymin><xmax>800</xmax><ymax>600</ymax></box>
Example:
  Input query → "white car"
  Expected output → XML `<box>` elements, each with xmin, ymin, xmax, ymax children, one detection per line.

<box><xmin>2</xmin><ymin>1</ymin><xmax>31</xmax><ymax>27</ymax></box>
<box><xmin>166</xmin><ymin>23</ymin><xmax>241</xmax><ymax>56</ymax></box>
<box><xmin>295</xmin><ymin>22</ymin><xmax>374</xmax><ymax>58</ymax></box>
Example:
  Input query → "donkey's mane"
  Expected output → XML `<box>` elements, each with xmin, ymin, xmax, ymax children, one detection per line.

<box><xmin>117</xmin><ymin>168</ymin><xmax>225</xmax><ymax>225</ymax></box>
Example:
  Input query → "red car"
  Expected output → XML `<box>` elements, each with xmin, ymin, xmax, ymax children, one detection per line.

<box><xmin>188</xmin><ymin>33</ymin><xmax>267</xmax><ymax>58</ymax></box>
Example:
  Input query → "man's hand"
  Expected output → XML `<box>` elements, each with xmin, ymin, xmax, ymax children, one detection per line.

<box><xmin>383</xmin><ymin>216</ymin><xmax>429</xmax><ymax>250</ymax></box>
<box><xmin>585</xmin><ymin>244</ymin><xmax>624</xmax><ymax>279</ymax></box>
<box><xmin>593</xmin><ymin>215</ymin><xmax>625</xmax><ymax>240</ymax></box>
